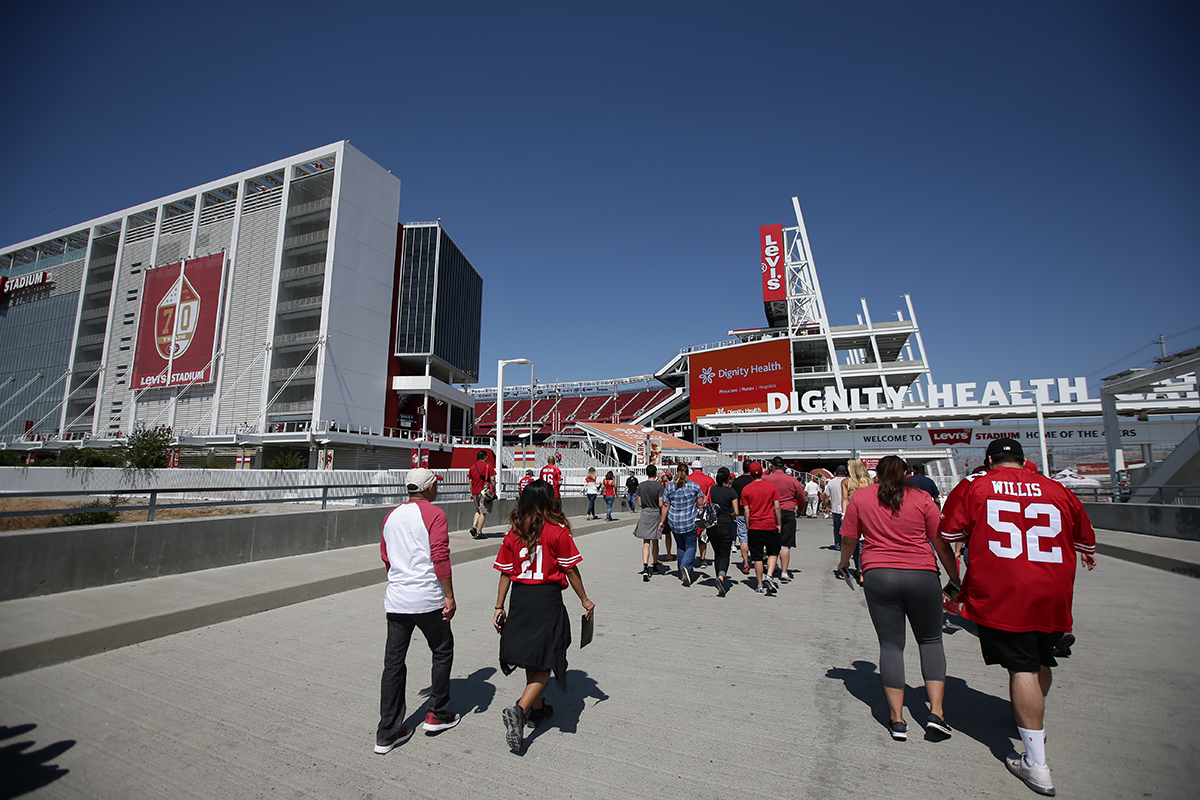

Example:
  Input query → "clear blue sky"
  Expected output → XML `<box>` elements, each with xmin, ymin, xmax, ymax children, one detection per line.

<box><xmin>3</xmin><ymin>1</ymin><xmax>1196</xmax><ymax>393</ymax></box>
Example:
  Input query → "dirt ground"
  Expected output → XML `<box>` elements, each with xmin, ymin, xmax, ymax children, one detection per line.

<box><xmin>0</xmin><ymin>497</ymin><xmax>256</xmax><ymax>531</ymax></box>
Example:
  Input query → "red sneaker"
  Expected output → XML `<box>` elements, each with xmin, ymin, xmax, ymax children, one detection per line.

<box><xmin>422</xmin><ymin>711</ymin><xmax>461</xmax><ymax>733</ymax></box>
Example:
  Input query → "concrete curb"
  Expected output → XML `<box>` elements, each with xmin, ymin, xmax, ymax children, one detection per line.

<box><xmin>1096</xmin><ymin>541</ymin><xmax>1200</xmax><ymax>579</ymax></box>
<box><xmin>0</xmin><ymin>517</ymin><xmax>620</xmax><ymax>678</ymax></box>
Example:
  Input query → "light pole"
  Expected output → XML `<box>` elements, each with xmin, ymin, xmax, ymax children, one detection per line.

<box><xmin>497</xmin><ymin>358</ymin><xmax>533</xmax><ymax>496</ymax></box>
<box><xmin>1009</xmin><ymin>389</ymin><xmax>1050</xmax><ymax>475</ymax></box>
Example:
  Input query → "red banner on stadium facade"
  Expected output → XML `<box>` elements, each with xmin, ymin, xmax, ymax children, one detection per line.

<box><xmin>688</xmin><ymin>338</ymin><xmax>793</xmax><ymax>421</ymax></box>
<box><xmin>760</xmin><ymin>224</ymin><xmax>785</xmax><ymax>303</ymax></box>
<box><xmin>131</xmin><ymin>253</ymin><xmax>225</xmax><ymax>390</ymax></box>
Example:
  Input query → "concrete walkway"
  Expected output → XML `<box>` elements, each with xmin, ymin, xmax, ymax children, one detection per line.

<box><xmin>1</xmin><ymin>516</ymin><xmax>1198</xmax><ymax>798</ymax></box>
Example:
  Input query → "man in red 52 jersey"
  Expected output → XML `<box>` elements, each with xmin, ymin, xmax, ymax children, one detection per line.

<box><xmin>940</xmin><ymin>438</ymin><xmax>1096</xmax><ymax>797</ymax></box>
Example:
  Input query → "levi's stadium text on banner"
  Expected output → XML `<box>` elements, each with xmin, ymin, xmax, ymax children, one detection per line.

<box><xmin>689</xmin><ymin>338</ymin><xmax>793</xmax><ymax>421</ymax></box>
<box><xmin>130</xmin><ymin>253</ymin><xmax>225</xmax><ymax>390</ymax></box>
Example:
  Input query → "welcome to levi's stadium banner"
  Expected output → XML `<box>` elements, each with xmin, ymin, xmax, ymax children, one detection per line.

<box><xmin>130</xmin><ymin>253</ymin><xmax>225</xmax><ymax>390</ymax></box>
<box><xmin>688</xmin><ymin>338</ymin><xmax>793</xmax><ymax>421</ymax></box>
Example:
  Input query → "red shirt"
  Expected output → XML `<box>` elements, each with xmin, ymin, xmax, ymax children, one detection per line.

<box><xmin>602</xmin><ymin>478</ymin><xmax>616</xmax><ymax>497</ymax></box>
<box><xmin>740</xmin><ymin>479</ymin><xmax>781</xmax><ymax>530</ymax></box>
<box><xmin>469</xmin><ymin>462</ymin><xmax>496</xmax><ymax>495</ymax></box>
<box><xmin>688</xmin><ymin>471</ymin><xmax>715</xmax><ymax>501</ymax></box>
<box><xmin>840</xmin><ymin>484</ymin><xmax>940</xmax><ymax>572</ymax></box>
<box><xmin>540</xmin><ymin>465</ymin><xmax>563</xmax><ymax>497</ymax></box>
<box><xmin>763</xmin><ymin>470</ymin><xmax>805</xmax><ymax>512</ymax></box>
<box><xmin>940</xmin><ymin>465</ymin><xmax>1096</xmax><ymax>633</ymax></box>
<box><xmin>518</xmin><ymin>476</ymin><xmax>533</xmax><ymax>494</ymax></box>
<box><xmin>493</xmin><ymin>522</ymin><xmax>583</xmax><ymax>588</ymax></box>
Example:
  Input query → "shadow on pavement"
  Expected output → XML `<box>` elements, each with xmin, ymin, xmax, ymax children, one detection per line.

<box><xmin>0</xmin><ymin>723</ymin><xmax>73</xmax><ymax>800</ymax></box>
<box><xmin>825</xmin><ymin>660</ymin><xmax>891</xmax><ymax>731</ymax></box>
<box><xmin>419</xmin><ymin>666</ymin><xmax>497</xmax><ymax>717</ymax></box>
<box><xmin>943</xmin><ymin>675</ymin><xmax>1015</xmax><ymax>763</ymax></box>
<box><xmin>523</xmin><ymin>669</ymin><xmax>609</xmax><ymax>746</ymax></box>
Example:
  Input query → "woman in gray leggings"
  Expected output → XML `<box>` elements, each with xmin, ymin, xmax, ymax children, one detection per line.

<box><xmin>838</xmin><ymin>455</ymin><xmax>961</xmax><ymax>740</ymax></box>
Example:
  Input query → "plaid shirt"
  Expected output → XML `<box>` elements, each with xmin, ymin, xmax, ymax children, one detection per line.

<box><xmin>663</xmin><ymin>480</ymin><xmax>702</xmax><ymax>533</ymax></box>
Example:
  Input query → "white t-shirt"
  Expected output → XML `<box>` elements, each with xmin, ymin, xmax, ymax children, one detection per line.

<box><xmin>826</xmin><ymin>476</ymin><xmax>846</xmax><ymax>513</ymax></box>
<box><xmin>805</xmin><ymin>480</ymin><xmax>820</xmax><ymax>498</ymax></box>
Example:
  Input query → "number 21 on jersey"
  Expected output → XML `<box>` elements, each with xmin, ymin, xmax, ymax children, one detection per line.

<box><xmin>986</xmin><ymin>498</ymin><xmax>1063</xmax><ymax>563</ymax></box>
<box><xmin>518</xmin><ymin>545</ymin><xmax>544</xmax><ymax>580</ymax></box>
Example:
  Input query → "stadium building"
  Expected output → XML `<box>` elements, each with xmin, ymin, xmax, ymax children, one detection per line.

<box><xmin>0</xmin><ymin>142</ymin><xmax>483</xmax><ymax>470</ymax></box>
<box><xmin>475</xmin><ymin>198</ymin><xmax>1198</xmax><ymax>491</ymax></box>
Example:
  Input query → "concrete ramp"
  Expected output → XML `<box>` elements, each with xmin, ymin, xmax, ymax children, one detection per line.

<box><xmin>1132</xmin><ymin>424</ymin><xmax>1200</xmax><ymax>503</ymax></box>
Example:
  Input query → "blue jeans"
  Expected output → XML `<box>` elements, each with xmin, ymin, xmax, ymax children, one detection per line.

<box><xmin>605</xmin><ymin>496</ymin><xmax>614</xmax><ymax>519</ymax></box>
<box><xmin>627</xmin><ymin>492</ymin><xmax>636</xmax><ymax>511</ymax></box>
<box><xmin>673</xmin><ymin>530</ymin><xmax>697</xmax><ymax>575</ymax></box>
<box><xmin>586</xmin><ymin>495</ymin><xmax>596</xmax><ymax>516</ymax></box>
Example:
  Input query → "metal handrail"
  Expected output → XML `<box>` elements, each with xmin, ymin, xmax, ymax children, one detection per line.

<box><xmin>0</xmin><ymin>478</ymin><xmax>473</xmax><ymax>522</ymax></box>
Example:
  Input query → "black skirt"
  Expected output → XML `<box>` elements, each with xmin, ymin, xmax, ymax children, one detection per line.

<box><xmin>499</xmin><ymin>582</ymin><xmax>571</xmax><ymax>687</ymax></box>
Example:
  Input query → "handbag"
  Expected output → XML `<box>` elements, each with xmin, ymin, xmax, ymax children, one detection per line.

<box><xmin>695</xmin><ymin>502</ymin><xmax>718</xmax><ymax>529</ymax></box>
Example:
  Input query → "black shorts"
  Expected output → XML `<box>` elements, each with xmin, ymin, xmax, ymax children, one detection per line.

<box><xmin>977</xmin><ymin>624</ymin><xmax>1063</xmax><ymax>672</ymax></box>
<box><xmin>778</xmin><ymin>509</ymin><xmax>797</xmax><ymax>548</ymax></box>
<box><xmin>748</xmin><ymin>528</ymin><xmax>781</xmax><ymax>562</ymax></box>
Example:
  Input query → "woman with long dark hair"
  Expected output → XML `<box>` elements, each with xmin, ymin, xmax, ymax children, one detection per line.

<box><xmin>836</xmin><ymin>455</ymin><xmax>961</xmax><ymax>741</ymax></box>
<box><xmin>708</xmin><ymin>466</ymin><xmax>740</xmax><ymax>597</ymax></box>
<box><xmin>493</xmin><ymin>480</ymin><xmax>596</xmax><ymax>754</ymax></box>
<box><xmin>602</xmin><ymin>470</ymin><xmax>617</xmax><ymax>521</ymax></box>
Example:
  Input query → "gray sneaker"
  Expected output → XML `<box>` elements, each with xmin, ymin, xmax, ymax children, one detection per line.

<box><xmin>1005</xmin><ymin>752</ymin><xmax>1055</xmax><ymax>796</ymax></box>
<box><xmin>502</xmin><ymin>705</ymin><xmax>526</xmax><ymax>754</ymax></box>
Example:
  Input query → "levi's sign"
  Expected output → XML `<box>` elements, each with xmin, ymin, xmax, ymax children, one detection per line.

<box><xmin>760</xmin><ymin>224</ymin><xmax>785</xmax><ymax>303</ymax></box>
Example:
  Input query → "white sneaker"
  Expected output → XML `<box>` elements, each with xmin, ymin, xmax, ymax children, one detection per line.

<box><xmin>1005</xmin><ymin>752</ymin><xmax>1055</xmax><ymax>796</ymax></box>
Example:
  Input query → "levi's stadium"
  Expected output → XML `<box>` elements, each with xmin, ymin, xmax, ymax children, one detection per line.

<box><xmin>1</xmin><ymin>143</ymin><xmax>1196</xmax><ymax>500</ymax></box>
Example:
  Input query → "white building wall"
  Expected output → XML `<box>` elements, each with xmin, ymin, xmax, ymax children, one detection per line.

<box><xmin>315</xmin><ymin>143</ymin><xmax>402</xmax><ymax>430</ymax></box>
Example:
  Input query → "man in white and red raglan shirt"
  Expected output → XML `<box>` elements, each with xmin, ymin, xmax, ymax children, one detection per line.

<box><xmin>539</xmin><ymin>455</ymin><xmax>563</xmax><ymax>498</ymax></box>
<box><xmin>940</xmin><ymin>438</ymin><xmax>1096</xmax><ymax>797</ymax></box>
<box><xmin>375</xmin><ymin>468</ymin><xmax>460</xmax><ymax>755</ymax></box>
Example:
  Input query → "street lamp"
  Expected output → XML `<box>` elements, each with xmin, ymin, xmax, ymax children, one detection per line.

<box><xmin>497</xmin><ymin>358</ymin><xmax>533</xmax><ymax>496</ymax></box>
<box><xmin>1008</xmin><ymin>389</ymin><xmax>1050</xmax><ymax>475</ymax></box>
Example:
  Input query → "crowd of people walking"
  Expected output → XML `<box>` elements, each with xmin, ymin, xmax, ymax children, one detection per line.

<box><xmin>376</xmin><ymin>440</ymin><xmax>1097</xmax><ymax>795</ymax></box>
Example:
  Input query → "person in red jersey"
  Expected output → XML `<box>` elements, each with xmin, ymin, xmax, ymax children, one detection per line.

<box><xmin>493</xmin><ymin>480</ymin><xmax>595</xmax><ymax>754</ymax></box>
<box><xmin>539</xmin><ymin>455</ymin><xmax>563</xmax><ymax>498</ymax></box>
<box><xmin>517</xmin><ymin>469</ymin><xmax>535</xmax><ymax>494</ymax></box>
<box><xmin>763</xmin><ymin>456</ymin><xmax>805</xmax><ymax>582</ymax></box>
<box><xmin>687</xmin><ymin>460</ymin><xmax>715</xmax><ymax>563</ymax></box>
<box><xmin>740</xmin><ymin>462</ymin><xmax>782</xmax><ymax>596</ymax></box>
<box><xmin>468</xmin><ymin>449</ymin><xmax>497</xmax><ymax>540</ymax></box>
<box><xmin>940</xmin><ymin>438</ymin><xmax>1096</xmax><ymax>797</ymax></box>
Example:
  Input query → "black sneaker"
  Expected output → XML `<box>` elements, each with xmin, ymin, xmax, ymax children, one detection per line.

<box><xmin>681</xmin><ymin>570</ymin><xmax>691</xmax><ymax>587</ymax></box>
<box><xmin>470</xmin><ymin>528</ymin><xmax>486</xmax><ymax>540</ymax></box>
<box><xmin>502</xmin><ymin>705</ymin><xmax>525</xmax><ymax>753</ymax></box>
<box><xmin>716</xmin><ymin>579</ymin><xmax>727</xmax><ymax>598</ymax></box>
<box><xmin>763</xmin><ymin>574</ymin><xmax>778</xmax><ymax>594</ymax></box>
<box><xmin>642</xmin><ymin>565</ymin><xmax>650</xmax><ymax>582</ymax></box>
<box><xmin>890</xmin><ymin>721</ymin><xmax>908</xmax><ymax>741</ymax></box>
<box><xmin>1054</xmin><ymin>633</ymin><xmax>1075</xmax><ymax>658</ymax></box>
<box><xmin>925</xmin><ymin>713</ymin><xmax>952</xmax><ymax>737</ymax></box>
<box><xmin>374</xmin><ymin>726</ymin><xmax>415</xmax><ymax>753</ymax></box>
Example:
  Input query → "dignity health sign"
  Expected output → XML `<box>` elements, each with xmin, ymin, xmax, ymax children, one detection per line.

<box><xmin>131</xmin><ymin>253</ymin><xmax>226</xmax><ymax>390</ymax></box>
<box><xmin>688</xmin><ymin>338</ymin><xmax>792</xmax><ymax>421</ymax></box>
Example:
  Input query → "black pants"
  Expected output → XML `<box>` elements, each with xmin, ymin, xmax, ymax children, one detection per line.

<box><xmin>378</xmin><ymin>609</ymin><xmax>453</xmax><ymax>742</ymax></box>
<box><xmin>862</xmin><ymin>568</ymin><xmax>945</xmax><ymax>690</ymax></box>
<box><xmin>832</xmin><ymin>512</ymin><xmax>842</xmax><ymax>547</ymax></box>
<box><xmin>709</xmin><ymin>516</ymin><xmax>734</xmax><ymax>576</ymax></box>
